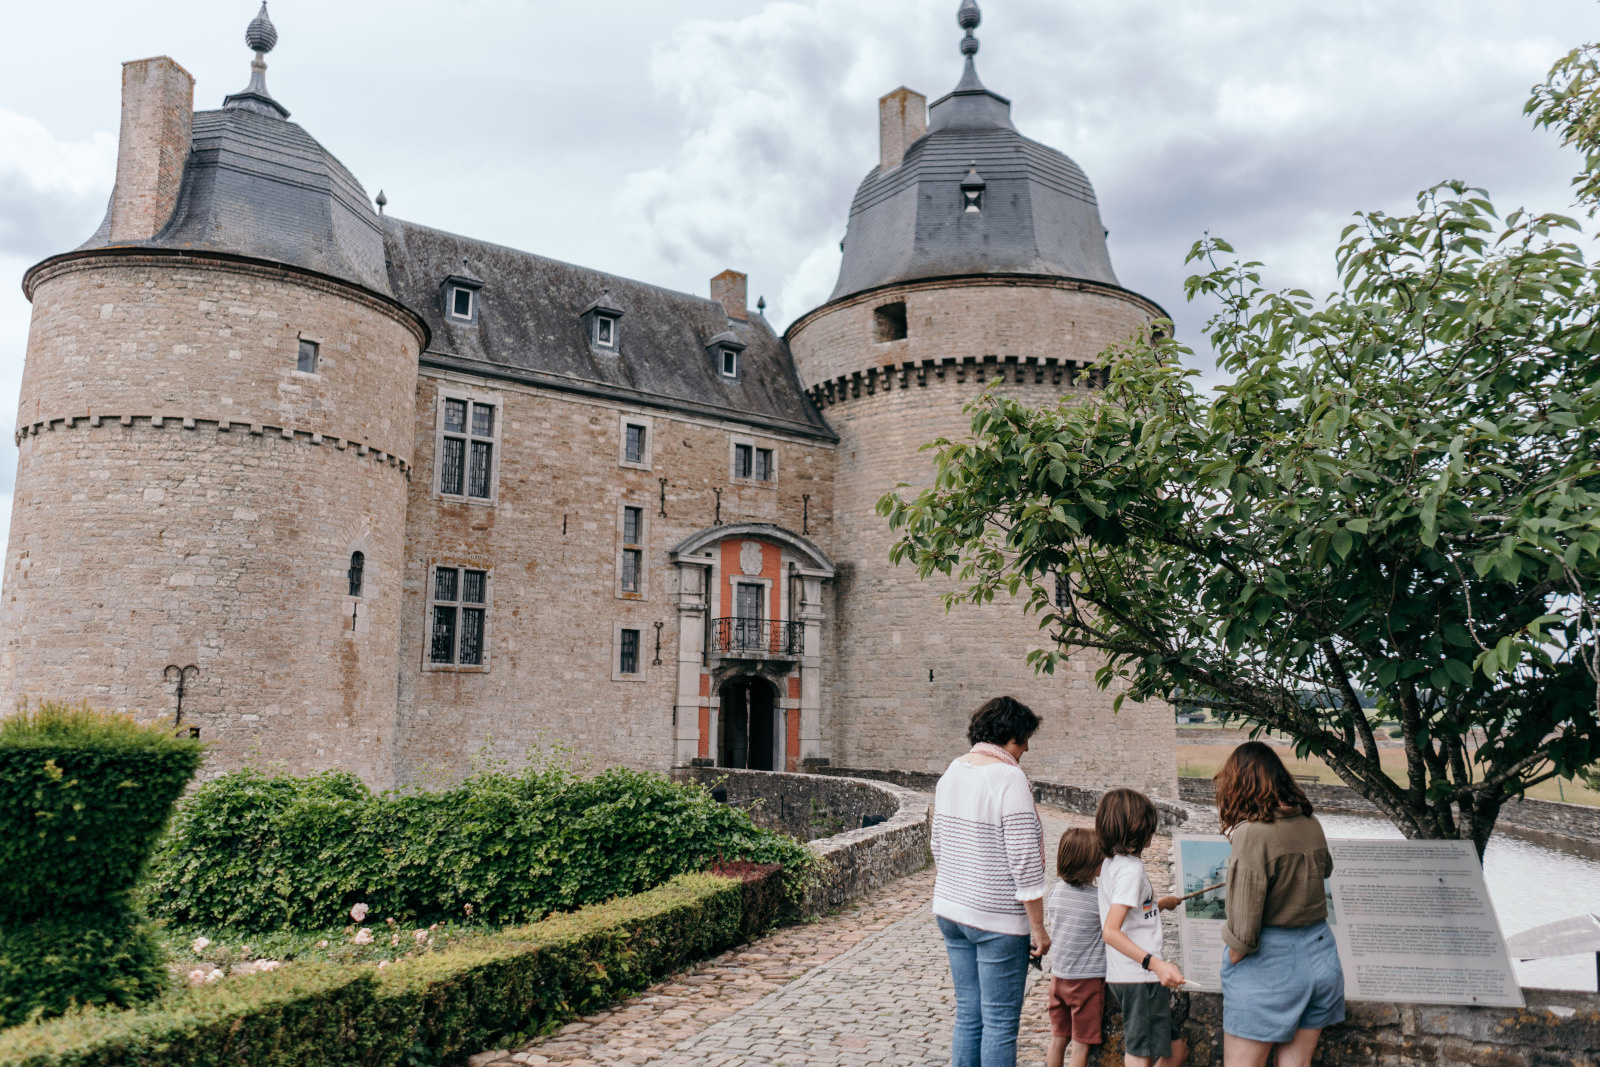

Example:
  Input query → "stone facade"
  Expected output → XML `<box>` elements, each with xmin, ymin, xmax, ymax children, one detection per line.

<box><xmin>0</xmin><ymin>13</ymin><xmax>1183</xmax><ymax>799</ymax></box>
<box><xmin>394</xmin><ymin>369</ymin><xmax>834</xmax><ymax>782</ymax></box>
<box><xmin>788</xmin><ymin>278</ymin><xmax>1179</xmax><ymax>797</ymax></box>
<box><xmin>5</xmin><ymin>255</ymin><xmax>422</xmax><ymax>783</ymax></box>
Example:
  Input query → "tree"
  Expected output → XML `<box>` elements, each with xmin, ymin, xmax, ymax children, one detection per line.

<box><xmin>879</xmin><ymin>53</ymin><xmax>1600</xmax><ymax>856</ymax></box>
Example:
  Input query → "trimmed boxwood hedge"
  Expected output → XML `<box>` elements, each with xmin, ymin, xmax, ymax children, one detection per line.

<box><xmin>0</xmin><ymin>869</ymin><xmax>775</xmax><ymax>1066</ymax></box>
<box><xmin>0</xmin><ymin>705</ymin><xmax>203</xmax><ymax>921</ymax></box>
<box><xmin>0</xmin><ymin>703</ymin><xmax>204</xmax><ymax>1026</ymax></box>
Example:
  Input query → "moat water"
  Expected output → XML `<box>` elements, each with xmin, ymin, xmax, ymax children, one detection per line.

<box><xmin>1320</xmin><ymin>813</ymin><xmax>1600</xmax><ymax>992</ymax></box>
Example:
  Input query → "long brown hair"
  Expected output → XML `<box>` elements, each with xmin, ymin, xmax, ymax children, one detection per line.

<box><xmin>1214</xmin><ymin>741</ymin><xmax>1313</xmax><ymax>833</ymax></box>
<box><xmin>1095</xmin><ymin>788</ymin><xmax>1159</xmax><ymax>858</ymax></box>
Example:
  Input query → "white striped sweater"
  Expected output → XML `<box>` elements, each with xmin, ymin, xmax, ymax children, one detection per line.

<box><xmin>931</xmin><ymin>758</ymin><xmax>1047</xmax><ymax>935</ymax></box>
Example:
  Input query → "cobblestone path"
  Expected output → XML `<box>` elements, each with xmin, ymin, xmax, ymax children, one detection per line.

<box><xmin>480</xmin><ymin>807</ymin><xmax>1174</xmax><ymax>1067</ymax></box>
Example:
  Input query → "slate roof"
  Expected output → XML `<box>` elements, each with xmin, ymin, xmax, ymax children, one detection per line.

<box><xmin>829</xmin><ymin>62</ymin><xmax>1119</xmax><ymax>302</ymax></box>
<box><xmin>382</xmin><ymin>218</ymin><xmax>835</xmax><ymax>441</ymax></box>
<box><xmin>78</xmin><ymin>105</ymin><xmax>391</xmax><ymax>296</ymax></box>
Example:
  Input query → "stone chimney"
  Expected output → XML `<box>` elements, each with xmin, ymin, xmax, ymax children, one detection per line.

<box><xmin>711</xmin><ymin>269</ymin><xmax>748</xmax><ymax>322</ymax></box>
<box><xmin>108</xmin><ymin>57</ymin><xmax>195</xmax><ymax>244</ymax></box>
<box><xmin>878</xmin><ymin>87</ymin><xmax>927</xmax><ymax>171</ymax></box>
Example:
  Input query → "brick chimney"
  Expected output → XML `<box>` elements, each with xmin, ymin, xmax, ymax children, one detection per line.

<box><xmin>878</xmin><ymin>87</ymin><xmax>927</xmax><ymax>171</ymax></box>
<box><xmin>711</xmin><ymin>269</ymin><xmax>748</xmax><ymax>322</ymax></box>
<box><xmin>108</xmin><ymin>57</ymin><xmax>195</xmax><ymax>244</ymax></box>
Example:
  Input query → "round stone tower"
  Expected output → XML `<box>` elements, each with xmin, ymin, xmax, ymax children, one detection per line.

<box><xmin>3</xmin><ymin>7</ymin><xmax>423</xmax><ymax>784</ymax></box>
<box><xmin>787</xmin><ymin>1</ymin><xmax>1177</xmax><ymax>794</ymax></box>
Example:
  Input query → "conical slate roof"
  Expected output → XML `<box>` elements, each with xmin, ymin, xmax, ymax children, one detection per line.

<box><xmin>829</xmin><ymin>3</ymin><xmax>1118</xmax><ymax>301</ymax></box>
<box><xmin>77</xmin><ymin>5</ymin><xmax>390</xmax><ymax>296</ymax></box>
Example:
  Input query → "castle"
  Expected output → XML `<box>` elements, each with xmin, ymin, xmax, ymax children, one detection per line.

<box><xmin>3</xmin><ymin>2</ymin><xmax>1177</xmax><ymax>796</ymax></box>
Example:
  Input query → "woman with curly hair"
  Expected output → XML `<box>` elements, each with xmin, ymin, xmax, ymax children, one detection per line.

<box><xmin>1215</xmin><ymin>742</ymin><xmax>1343</xmax><ymax>1067</ymax></box>
<box><xmin>932</xmin><ymin>696</ymin><xmax>1050</xmax><ymax>1067</ymax></box>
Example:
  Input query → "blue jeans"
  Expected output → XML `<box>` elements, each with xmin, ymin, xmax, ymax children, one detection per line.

<box><xmin>937</xmin><ymin>916</ymin><xmax>1032</xmax><ymax>1067</ymax></box>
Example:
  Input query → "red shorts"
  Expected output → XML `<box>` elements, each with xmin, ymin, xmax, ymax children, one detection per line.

<box><xmin>1048</xmin><ymin>976</ymin><xmax>1105</xmax><ymax>1044</ymax></box>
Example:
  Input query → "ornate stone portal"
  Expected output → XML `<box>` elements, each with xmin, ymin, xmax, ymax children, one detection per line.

<box><xmin>670</xmin><ymin>523</ymin><xmax>834</xmax><ymax>770</ymax></box>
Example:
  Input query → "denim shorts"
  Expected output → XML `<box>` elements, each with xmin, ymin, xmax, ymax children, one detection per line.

<box><xmin>1221</xmin><ymin>922</ymin><xmax>1345</xmax><ymax>1043</ymax></box>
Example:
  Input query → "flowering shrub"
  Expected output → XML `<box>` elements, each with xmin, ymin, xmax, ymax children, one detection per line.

<box><xmin>143</xmin><ymin>764</ymin><xmax>814</xmax><ymax>934</ymax></box>
<box><xmin>0</xmin><ymin>702</ymin><xmax>203</xmax><ymax>1026</ymax></box>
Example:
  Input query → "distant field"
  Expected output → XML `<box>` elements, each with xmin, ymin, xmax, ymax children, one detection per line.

<box><xmin>1175</xmin><ymin>741</ymin><xmax>1600</xmax><ymax>809</ymax></box>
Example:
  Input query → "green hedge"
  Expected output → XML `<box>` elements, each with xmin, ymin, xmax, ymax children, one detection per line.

<box><xmin>0</xmin><ymin>870</ymin><xmax>772</xmax><ymax>1067</ymax></box>
<box><xmin>0</xmin><ymin>904</ymin><xmax>169</xmax><ymax>1028</ymax></box>
<box><xmin>144</xmin><ymin>764</ymin><xmax>814</xmax><ymax>933</ymax></box>
<box><xmin>0</xmin><ymin>703</ymin><xmax>203</xmax><ymax>920</ymax></box>
<box><xmin>0</xmin><ymin>703</ymin><xmax>204</xmax><ymax>1026</ymax></box>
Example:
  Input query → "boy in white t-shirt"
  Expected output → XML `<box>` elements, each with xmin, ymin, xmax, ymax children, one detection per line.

<box><xmin>1095</xmin><ymin>788</ymin><xmax>1187</xmax><ymax>1067</ymax></box>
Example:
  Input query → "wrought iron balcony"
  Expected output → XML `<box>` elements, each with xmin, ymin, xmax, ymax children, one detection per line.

<box><xmin>711</xmin><ymin>617</ymin><xmax>804</xmax><ymax>658</ymax></box>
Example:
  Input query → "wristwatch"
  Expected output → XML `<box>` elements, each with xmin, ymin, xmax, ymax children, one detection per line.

<box><xmin>1141</xmin><ymin>953</ymin><xmax>1152</xmax><ymax>971</ymax></box>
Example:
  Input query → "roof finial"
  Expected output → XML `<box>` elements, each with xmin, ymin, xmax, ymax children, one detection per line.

<box><xmin>953</xmin><ymin>0</ymin><xmax>986</xmax><ymax>92</ymax></box>
<box><xmin>756</xmin><ymin>295</ymin><xmax>767</xmax><ymax>314</ymax></box>
<box><xmin>246</xmin><ymin>2</ymin><xmax>278</xmax><ymax>54</ymax></box>
<box><xmin>225</xmin><ymin>3</ymin><xmax>290</xmax><ymax>118</ymax></box>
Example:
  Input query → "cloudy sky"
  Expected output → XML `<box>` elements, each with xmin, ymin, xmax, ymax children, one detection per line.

<box><xmin>0</xmin><ymin>0</ymin><xmax>1595</xmax><ymax>561</ymax></box>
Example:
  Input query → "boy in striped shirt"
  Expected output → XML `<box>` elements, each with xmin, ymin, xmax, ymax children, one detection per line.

<box><xmin>1045</xmin><ymin>828</ymin><xmax>1108</xmax><ymax>1067</ymax></box>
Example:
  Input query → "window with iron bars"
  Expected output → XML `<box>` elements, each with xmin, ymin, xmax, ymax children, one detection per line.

<box><xmin>619</xmin><ymin>628</ymin><xmax>640</xmax><ymax>675</ymax></box>
<box><xmin>439</xmin><ymin>397</ymin><xmax>496</xmax><ymax>500</ymax></box>
<box><xmin>429</xmin><ymin>566</ymin><xmax>488</xmax><ymax>666</ymax></box>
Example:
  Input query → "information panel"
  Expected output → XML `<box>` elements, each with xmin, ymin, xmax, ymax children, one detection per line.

<box><xmin>1173</xmin><ymin>834</ymin><xmax>1523</xmax><ymax>1007</ymax></box>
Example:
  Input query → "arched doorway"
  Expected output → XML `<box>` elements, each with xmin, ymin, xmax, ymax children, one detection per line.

<box><xmin>718</xmin><ymin>675</ymin><xmax>776</xmax><ymax>770</ymax></box>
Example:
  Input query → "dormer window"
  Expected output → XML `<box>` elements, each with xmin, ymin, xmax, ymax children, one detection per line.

<box><xmin>961</xmin><ymin>164</ymin><xmax>985</xmax><ymax>214</ymax></box>
<box><xmin>440</xmin><ymin>263</ymin><xmax>484</xmax><ymax>327</ymax></box>
<box><xmin>582</xmin><ymin>294</ymin><xmax>625</xmax><ymax>352</ymax></box>
<box><xmin>706</xmin><ymin>331</ymin><xmax>747</xmax><ymax>381</ymax></box>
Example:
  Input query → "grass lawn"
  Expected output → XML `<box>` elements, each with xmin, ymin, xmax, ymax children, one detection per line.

<box><xmin>1176</xmin><ymin>741</ymin><xmax>1600</xmax><ymax>808</ymax></box>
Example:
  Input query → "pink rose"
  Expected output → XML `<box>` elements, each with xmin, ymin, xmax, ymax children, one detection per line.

<box><xmin>352</xmin><ymin>928</ymin><xmax>374</xmax><ymax>945</ymax></box>
<box><xmin>350</xmin><ymin>903</ymin><xmax>370</xmax><ymax>923</ymax></box>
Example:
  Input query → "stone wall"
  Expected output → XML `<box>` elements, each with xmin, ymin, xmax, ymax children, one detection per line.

<box><xmin>676</xmin><ymin>765</ymin><xmax>899</xmax><ymax>840</ymax></box>
<box><xmin>395</xmin><ymin>369</ymin><xmax>835</xmax><ymax>784</ymax></box>
<box><xmin>823</xmin><ymin>766</ymin><xmax>1211</xmax><ymax>832</ymax></box>
<box><xmin>786</xmin><ymin>276</ymin><xmax>1179</xmax><ymax>799</ymax></box>
<box><xmin>1083</xmin><ymin>989</ymin><xmax>1600</xmax><ymax>1067</ymax></box>
<box><xmin>674</xmin><ymin>766</ymin><xmax>932</xmax><ymax>916</ymax></box>
<box><xmin>1179</xmin><ymin>778</ymin><xmax>1600</xmax><ymax>859</ymax></box>
<box><xmin>4</xmin><ymin>254</ymin><xmax>422</xmax><ymax>784</ymax></box>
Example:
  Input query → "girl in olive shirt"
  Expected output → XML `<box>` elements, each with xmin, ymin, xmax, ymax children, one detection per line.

<box><xmin>1216</xmin><ymin>742</ymin><xmax>1343</xmax><ymax>1067</ymax></box>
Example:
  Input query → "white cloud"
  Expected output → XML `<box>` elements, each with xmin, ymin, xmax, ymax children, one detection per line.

<box><xmin>616</xmin><ymin>0</ymin><xmax>942</xmax><ymax>327</ymax></box>
<box><xmin>614</xmin><ymin>0</ymin><xmax>1595</xmax><ymax>353</ymax></box>
<box><xmin>0</xmin><ymin>109</ymin><xmax>115</xmax><ymax>258</ymax></box>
